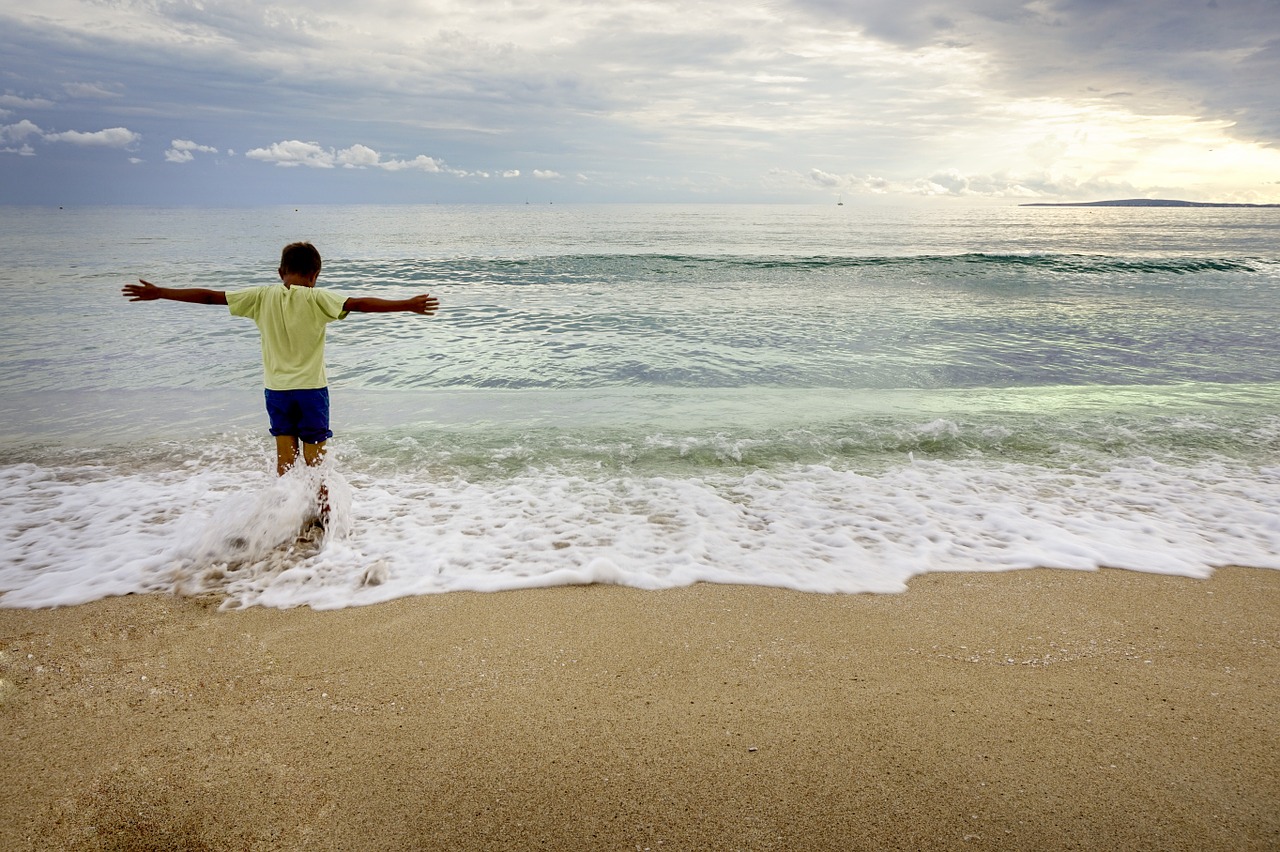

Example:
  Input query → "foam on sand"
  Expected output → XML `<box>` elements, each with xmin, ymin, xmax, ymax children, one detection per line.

<box><xmin>3</xmin><ymin>436</ymin><xmax>1277</xmax><ymax>609</ymax></box>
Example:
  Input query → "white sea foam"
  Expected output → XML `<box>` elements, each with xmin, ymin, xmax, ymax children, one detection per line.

<box><xmin>3</xmin><ymin>447</ymin><xmax>1277</xmax><ymax>610</ymax></box>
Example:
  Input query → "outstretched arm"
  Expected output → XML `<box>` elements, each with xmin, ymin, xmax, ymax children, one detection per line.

<box><xmin>343</xmin><ymin>294</ymin><xmax>439</xmax><ymax>314</ymax></box>
<box><xmin>122</xmin><ymin>279</ymin><xmax>228</xmax><ymax>305</ymax></box>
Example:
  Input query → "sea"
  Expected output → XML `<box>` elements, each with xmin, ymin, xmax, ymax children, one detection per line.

<box><xmin>1</xmin><ymin>203</ymin><xmax>1278</xmax><ymax>609</ymax></box>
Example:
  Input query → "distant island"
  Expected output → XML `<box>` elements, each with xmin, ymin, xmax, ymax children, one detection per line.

<box><xmin>1021</xmin><ymin>199</ymin><xmax>1280</xmax><ymax>208</ymax></box>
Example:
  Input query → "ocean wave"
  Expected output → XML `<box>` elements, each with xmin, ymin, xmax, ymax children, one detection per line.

<box><xmin>334</xmin><ymin>414</ymin><xmax>1280</xmax><ymax>481</ymax></box>
<box><xmin>321</xmin><ymin>253</ymin><xmax>1266</xmax><ymax>288</ymax></box>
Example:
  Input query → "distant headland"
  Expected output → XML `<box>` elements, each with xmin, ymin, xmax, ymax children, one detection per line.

<box><xmin>1021</xmin><ymin>199</ymin><xmax>1280</xmax><ymax>208</ymax></box>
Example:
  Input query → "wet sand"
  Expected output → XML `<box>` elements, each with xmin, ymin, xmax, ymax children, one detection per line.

<box><xmin>2</xmin><ymin>567</ymin><xmax>1277</xmax><ymax>851</ymax></box>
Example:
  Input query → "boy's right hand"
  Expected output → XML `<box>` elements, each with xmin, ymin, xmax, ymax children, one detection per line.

<box><xmin>122</xmin><ymin>279</ymin><xmax>161</xmax><ymax>301</ymax></box>
<box><xmin>120</xmin><ymin>280</ymin><xmax>228</xmax><ymax>305</ymax></box>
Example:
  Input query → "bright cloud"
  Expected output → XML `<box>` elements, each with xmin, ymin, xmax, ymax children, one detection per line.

<box><xmin>245</xmin><ymin>140</ymin><xmax>460</xmax><ymax>175</ymax></box>
<box><xmin>3</xmin><ymin>120</ymin><xmax>141</xmax><ymax>152</ymax></box>
<box><xmin>43</xmin><ymin>127</ymin><xmax>140</xmax><ymax>148</ymax></box>
<box><xmin>244</xmin><ymin>140</ymin><xmax>336</xmax><ymax>168</ymax></box>
<box><xmin>336</xmin><ymin>144</ymin><xmax>381</xmax><ymax>168</ymax></box>
<box><xmin>377</xmin><ymin>154</ymin><xmax>446</xmax><ymax>173</ymax></box>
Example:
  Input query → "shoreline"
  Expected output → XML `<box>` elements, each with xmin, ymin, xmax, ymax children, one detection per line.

<box><xmin>3</xmin><ymin>567</ymin><xmax>1277</xmax><ymax>850</ymax></box>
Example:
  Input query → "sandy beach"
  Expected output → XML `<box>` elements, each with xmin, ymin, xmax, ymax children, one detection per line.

<box><xmin>2</xmin><ymin>567</ymin><xmax>1277</xmax><ymax>851</ymax></box>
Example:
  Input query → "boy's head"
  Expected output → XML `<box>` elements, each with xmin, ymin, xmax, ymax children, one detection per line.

<box><xmin>279</xmin><ymin>242</ymin><xmax>322</xmax><ymax>280</ymax></box>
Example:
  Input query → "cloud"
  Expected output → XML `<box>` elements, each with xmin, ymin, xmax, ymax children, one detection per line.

<box><xmin>794</xmin><ymin>169</ymin><xmax>893</xmax><ymax>195</ymax></box>
<box><xmin>808</xmin><ymin>169</ymin><xmax>842</xmax><ymax>188</ymax></box>
<box><xmin>43</xmin><ymin>127</ymin><xmax>140</xmax><ymax>148</ymax></box>
<box><xmin>165</xmin><ymin>139</ymin><xmax>219</xmax><ymax>163</ymax></box>
<box><xmin>793</xmin><ymin>0</ymin><xmax>1280</xmax><ymax>148</ymax></box>
<box><xmin>244</xmin><ymin>140</ymin><xmax>336</xmax><ymax>168</ymax></box>
<box><xmin>1</xmin><ymin>119</ymin><xmax>44</xmax><ymax>143</ymax></box>
<box><xmin>792</xmin><ymin>165</ymin><xmax>1138</xmax><ymax>201</ymax></box>
<box><xmin>3</xmin><ymin>120</ymin><xmax>141</xmax><ymax>152</ymax></box>
<box><xmin>336</xmin><ymin>144</ymin><xmax>381</xmax><ymax>168</ymax></box>
<box><xmin>0</xmin><ymin>93</ymin><xmax>56</xmax><ymax>110</ymax></box>
<box><xmin>371</xmin><ymin>154</ymin><xmax>446</xmax><ymax>173</ymax></box>
<box><xmin>245</xmin><ymin>140</ymin><xmax>460</xmax><ymax>174</ymax></box>
<box><xmin>3</xmin><ymin>0</ymin><xmax>1279</xmax><ymax>202</ymax></box>
<box><xmin>63</xmin><ymin>82</ymin><xmax>123</xmax><ymax>99</ymax></box>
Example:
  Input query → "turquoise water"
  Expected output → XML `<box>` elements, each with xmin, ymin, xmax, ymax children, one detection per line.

<box><xmin>2</xmin><ymin>204</ymin><xmax>1278</xmax><ymax>608</ymax></box>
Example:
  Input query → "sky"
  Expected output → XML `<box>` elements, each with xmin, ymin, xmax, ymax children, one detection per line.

<box><xmin>2</xmin><ymin>0</ymin><xmax>1279</xmax><ymax>205</ymax></box>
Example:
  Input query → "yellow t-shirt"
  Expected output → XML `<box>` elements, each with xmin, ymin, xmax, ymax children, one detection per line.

<box><xmin>227</xmin><ymin>284</ymin><xmax>348</xmax><ymax>390</ymax></box>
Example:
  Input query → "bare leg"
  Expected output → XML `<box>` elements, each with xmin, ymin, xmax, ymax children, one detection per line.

<box><xmin>274</xmin><ymin>435</ymin><xmax>300</xmax><ymax>476</ymax></box>
<box><xmin>302</xmin><ymin>441</ymin><xmax>330</xmax><ymax>525</ymax></box>
<box><xmin>301</xmin><ymin>440</ymin><xmax>327</xmax><ymax>468</ymax></box>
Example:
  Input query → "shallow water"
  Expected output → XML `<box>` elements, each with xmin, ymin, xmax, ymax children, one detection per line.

<box><xmin>2</xmin><ymin>204</ymin><xmax>1278</xmax><ymax>608</ymax></box>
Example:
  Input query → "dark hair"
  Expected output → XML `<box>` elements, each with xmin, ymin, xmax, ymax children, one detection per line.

<box><xmin>280</xmin><ymin>241</ymin><xmax>322</xmax><ymax>277</ymax></box>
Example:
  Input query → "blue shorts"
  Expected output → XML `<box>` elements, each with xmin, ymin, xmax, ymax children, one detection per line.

<box><xmin>264</xmin><ymin>388</ymin><xmax>332</xmax><ymax>445</ymax></box>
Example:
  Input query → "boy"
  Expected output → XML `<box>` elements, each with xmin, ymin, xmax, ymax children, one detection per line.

<box><xmin>123</xmin><ymin>241</ymin><xmax>439</xmax><ymax>478</ymax></box>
